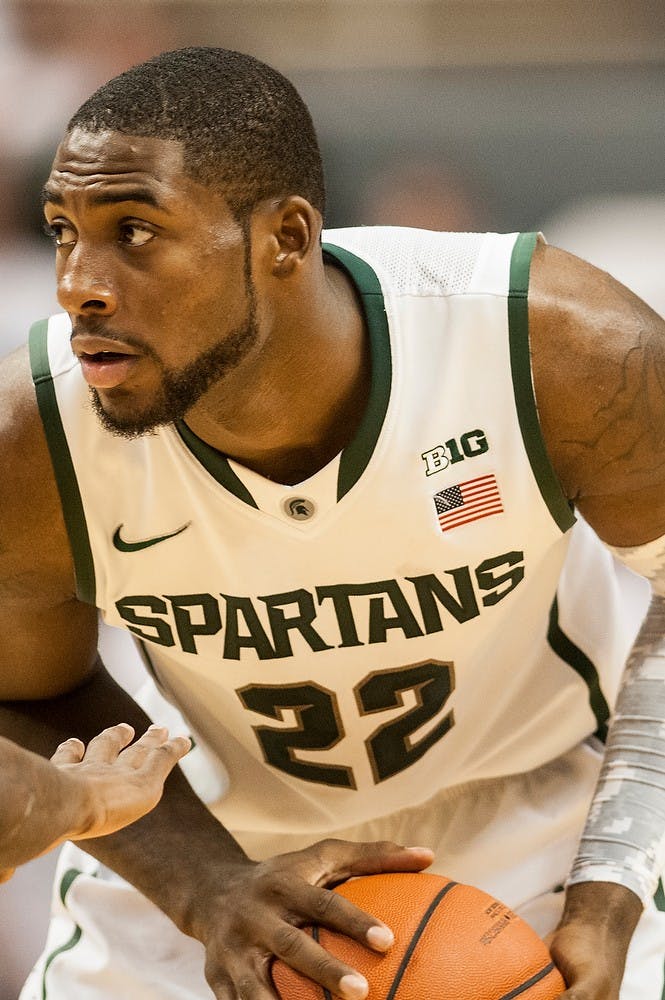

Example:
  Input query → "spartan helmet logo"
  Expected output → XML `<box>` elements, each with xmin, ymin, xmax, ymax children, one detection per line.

<box><xmin>282</xmin><ymin>496</ymin><xmax>316</xmax><ymax>520</ymax></box>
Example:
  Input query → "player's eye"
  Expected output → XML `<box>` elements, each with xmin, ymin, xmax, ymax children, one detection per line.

<box><xmin>43</xmin><ymin>220</ymin><xmax>77</xmax><ymax>247</ymax></box>
<box><xmin>119</xmin><ymin>223</ymin><xmax>155</xmax><ymax>247</ymax></box>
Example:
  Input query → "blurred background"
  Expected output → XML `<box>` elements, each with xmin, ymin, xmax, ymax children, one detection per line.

<box><xmin>1</xmin><ymin>0</ymin><xmax>664</xmax><ymax>996</ymax></box>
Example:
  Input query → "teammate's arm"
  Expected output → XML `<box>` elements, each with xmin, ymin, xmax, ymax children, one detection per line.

<box><xmin>0</xmin><ymin>724</ymin><xmax>191</xmax><ymax>878</ymax></box>
<box><xmin>0</xmin><ymin>345</ymin><xmax>431</xmax><ymax>1000</ymax></box>
<box><xmin>1</xmin><ymin>668</ymin><xmax>431</xmax><ymax>1000</ymax></box>
<box><xmin>529</xmin><ymin>241</ymin><xmax>665</xmax><ymax>1000</ymax></box>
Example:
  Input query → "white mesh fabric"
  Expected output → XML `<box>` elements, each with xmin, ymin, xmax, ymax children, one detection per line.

<box><xmin>324</xmin><ymin>227</ymin><xmax>484</xmax><ymax>297</ymax></box>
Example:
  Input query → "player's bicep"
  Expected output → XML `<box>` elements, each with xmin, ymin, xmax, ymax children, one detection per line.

<box><xmin>0</xmin><ymin>590</ymin><xmax>99</xmax><ymax>699</ymax></box>
<box><xmin>574</xmin><ymin>481</ymin><xmax>665</xmax><ymax>551</ymax></box>
<box><xmin>529</xmin><ymin>241</ymin><xmax>665</xmax><ymax>546</ymax></box>
<box><xmin>0</xmin><ymin>346</ymin><xmax>97</xmax><ymax>698</ymax></box>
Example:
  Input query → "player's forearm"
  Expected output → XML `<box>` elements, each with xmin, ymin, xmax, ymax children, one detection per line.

<box><xmin>555</xmin><ymin>590</ymin><xmax>664</xmax><ymax>994</ymax></box>
<box><xmin>568</xmin><ymin>592</ymin><xmax>665</xmax><ymax>903</ymax></box>
<box><xmin>84</xmin><ymin>763</ymin><xmax>252</xmax><ymax>938</ymax></box>
<box><xmin>0</xmin><ymin>737</ymin><xmax>89</xmax><ymax>867</ymax></box>
<box><xmin>0</xmin><ymin>664</ymin><xmax>251</xmax><ymax>935</ymax></box>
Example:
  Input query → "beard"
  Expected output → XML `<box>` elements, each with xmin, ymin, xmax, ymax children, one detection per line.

<box><xmin>89</xmin><ymin>293</ymin><xmax>258</xmax><ymax>439</ymax></box>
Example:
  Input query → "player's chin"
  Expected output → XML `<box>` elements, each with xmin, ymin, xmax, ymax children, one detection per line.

<box><xmin>89</xmin><ymin>390</ymin><xmax>168</xmax><ymax>439</ymax></box>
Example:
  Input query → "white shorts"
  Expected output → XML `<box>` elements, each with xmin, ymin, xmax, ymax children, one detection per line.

<box><xmin>21</xmin><ymin>741</ymin><xmax>665</xmax><ymax>1000</ymax></box>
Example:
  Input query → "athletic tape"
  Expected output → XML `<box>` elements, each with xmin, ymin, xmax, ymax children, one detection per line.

<box><xmin>568</xmin><ymin>594</ymin><xmax>665</xmax><ymax>903</ymax></box>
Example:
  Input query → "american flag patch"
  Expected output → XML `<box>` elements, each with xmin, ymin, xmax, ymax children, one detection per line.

<box><xmin>433</xmin><ymin>474</ymin><xmax>503</xmax><ymax>532</ymax></box>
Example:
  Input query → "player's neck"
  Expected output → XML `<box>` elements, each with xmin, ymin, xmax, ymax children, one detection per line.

<box><xmin>183</xmin><ymin>260</ymin><xmax>370</xmax><ymax>485</ymax></box>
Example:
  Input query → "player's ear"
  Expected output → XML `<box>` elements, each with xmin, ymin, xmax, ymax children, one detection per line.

<box><xmin>266</xmin><ymin>195</ymin><xmax>322</xmax><ymax>276</ymax></box>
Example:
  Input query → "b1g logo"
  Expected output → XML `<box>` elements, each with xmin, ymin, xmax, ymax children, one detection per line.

<box><xmin>421</xmin><ymin>428</ymin><xmax>489</xmax><ymax>476</ymax></box>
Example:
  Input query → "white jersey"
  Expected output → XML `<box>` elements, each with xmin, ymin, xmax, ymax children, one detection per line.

<box><xmin>30</xmin><ymin>228</ymin><xmax>648</xmax><ymax>852</ymax></box>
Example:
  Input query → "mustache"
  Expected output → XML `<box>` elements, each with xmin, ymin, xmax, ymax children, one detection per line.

<box><xmin>70</xmin><ymin>319</ymin><xmax>154</xmax><ymax>357</ymax></box>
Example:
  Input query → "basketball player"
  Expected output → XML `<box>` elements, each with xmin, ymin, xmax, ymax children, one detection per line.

<box><xmin>1</xmin><ymin>46</ymin><xmax>664</xmax><ymax>1000</ymax></box>
<box><xmin>0</xmin><ymin>725</ymin><xmax>191</xmax><ymax>879</ymax></box>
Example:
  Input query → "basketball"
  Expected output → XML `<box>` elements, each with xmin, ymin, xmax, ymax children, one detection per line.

<box><xmin>271</xmin><ymin>872</ymin><xmax>565</xmax><ymax>999</ymax></box>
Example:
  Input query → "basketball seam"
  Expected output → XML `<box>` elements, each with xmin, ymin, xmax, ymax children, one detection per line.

<box><xmin>496</xmin><ymin>961</ymin><xmax>559</xmax><ymax>1000</ymax></box>
<box><xmin>386</xmin><ymin>880</ymin><xmax>459</xmax><ymax>1000</ymax></box>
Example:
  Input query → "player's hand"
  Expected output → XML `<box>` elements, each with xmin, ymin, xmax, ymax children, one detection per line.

<box><xmin>190</xmin><ymin>839</ymin><xmax>434</xmax><ymax>1000</ymax></box>
<box><xmin>547</xmin><ymin>881</ymin><xmax>642</xmax><ymax>999</ymax></box>
<box><xmin>53</xmin><ymin>723</ymin><xmax>192</xmax><ymax>841</ymax></box>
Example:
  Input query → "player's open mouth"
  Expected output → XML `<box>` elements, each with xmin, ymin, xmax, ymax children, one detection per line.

<box><xmin>85</xmin><ymin>350</ymin><xmax>128</xmax><ymax>362</ymax></box>
<box><xmin>78</xmin><ymin>350</ymin><xmax>140</xmax><ymax>389</ymax></box>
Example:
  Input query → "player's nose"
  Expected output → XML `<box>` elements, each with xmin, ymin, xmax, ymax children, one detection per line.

<box><xmin>57</xmin><ymin>245</ymin><xmax>118</xmax><ymax>317</ymax></box>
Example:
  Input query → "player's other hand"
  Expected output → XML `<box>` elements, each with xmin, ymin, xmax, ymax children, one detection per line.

<box><xmin>53</xmin><ymin>723</ymin><xmax>191</xmax><ymax>841</ymax></box>
<box><xmin>190</xmin><ymin>838</ymin><xmax>434</xmax><ymax>1000</ymax></box>
<box><xmin>547</xmin><ymin>881</ymin><xmax>643</xmax><ymax>1000</ymax></box>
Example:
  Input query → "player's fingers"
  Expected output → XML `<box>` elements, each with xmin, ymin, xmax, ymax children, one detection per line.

<box><xmin>205</xmin><ymin>953</ymin><xmax>279</xmax><ymax>1000</ymax></box>
<box><xmin>298</xmin><ymin>881</ymin><xmax>394</xmax><ymax>953</ymax></box>
<box><xmin>122</xmin><ymin>726</ymin><xmax>192</xmax><ymax>769</ymax></box>
<box><xmin>348</xmin><ymin>840</ymin><xmax>435</xmax><ymax>876</ymax></box>
<box><xmin>122</xmin><ymin>723</ymin><xmax>170</xmax><ymax>757</ymax></box>
<box><xmin>50</xmin><ymin>736</ymin><xmax>86</xmax><ymax>765</ymax></box>
<box><xmin>270</xmin><ymin>921</ymin><xmax>369</xmax><ymax>1000</ymax></box>
<box><xmin>141</xmin><ymin>736</ymin><xmax>193</xmax><ymax>778</ymax></box>
<box><xmin>207</xmin><ymin>976</ymin><xmax>274</xmax><ymax>1000</ymax></box>
<box><xmin>79</xmin><ymin>723</ymin><xmax>135</xmax><ymax>763</ymax></box>
<box><xmin>208</xmin><ymin>941</ymin><xmax>364</xmax><ymax>1000</ymax></box>
<box><xmin>310</xmin><ymin>839</ymin><xmax>434</xmax><ymax>888</ymax></box>
<box><xmin>161</xmin><ymin>735</ymin><xmax>192</xmax><ymax>761</ymax></box>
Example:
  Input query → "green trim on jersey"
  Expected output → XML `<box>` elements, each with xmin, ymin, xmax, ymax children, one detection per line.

<box><xmin>58</xmin><ymin>867</ymin><xmax>83</xmax><ymax>905</ymax></box>
<box><xmin>508</xmin><ymin>233</ymin><xmax>576</xmax><ymax>534</ymax></box>
<box><xmin>176</xmin><ymin>245</ymin><xmax>391</xmax><ymax>506</ymax></box>
<box><xmin>175</xmin><ymin>419</ymin><xmax>259</xmax><ymax>508</ymax></box>
<box><xmin>42</xmin><ymin>868</ymin><xmax>87</xmax><ymax>999</ymax></box>
<box><xmin>135</xmin><ymin>636</ymin><xmax>172</xmax><ymax>696</ymax></box>
<box><xmin>322</xmin><ymin>243</ymin><xmax>392</xmax><ymax>500</ymax></box>
<box><xmin>655</xmin><ymin>879</ymin><xmax>665</xmax><ymax>913</ymax></box>
<box><xmin>547</xmin><ymin>596</ymin><xmax>609</xmax><ymax>741</ymax></box>
<box><xmin>29</xmin><ymin>320</ymin><xmax>97</xmax><ymax>605</ymax></box>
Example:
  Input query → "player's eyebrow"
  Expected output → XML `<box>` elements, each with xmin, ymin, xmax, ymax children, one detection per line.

<box><xmin>41</xmin><ymin>186</ymin><xmax>167</xmax><ymax>211</ymax></box>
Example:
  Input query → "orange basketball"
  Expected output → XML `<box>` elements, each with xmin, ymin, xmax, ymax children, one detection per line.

<box><xmin>271</xmin><ymin>872</ymin><xmax>565</xmax><ymax>999</ymax></box>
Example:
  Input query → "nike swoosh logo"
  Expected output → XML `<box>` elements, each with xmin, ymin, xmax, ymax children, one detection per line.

<box><xmin>113</xmin><ymin>522</ymin><xmax>191</xmax><ymax>552</ymax></box>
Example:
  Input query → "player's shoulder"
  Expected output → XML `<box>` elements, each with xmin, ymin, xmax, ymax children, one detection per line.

<box><xmin>528</xmin><ymin>239</ymin><xmax>665</xmax><ymax>538</ymax></box>
<box><xmin>530</xmin><ymin>237</ymin><xmax>664</xmax><ymax>340</ymax></box>
<box><xmin>322</xmin><ymin>225</ymin><xmax>511</xmax><ymax>299</ymax></box>
<box><xmin>0</xmin><ymin>343</ymin><xmax>42</xmax><ymax>465</ymax></box>
<box><xmin>0</xmin><ymin>338</ymin><xmax>69</xmax><ymax>571</ymax></box>
<box><xmin>0</xmin><ymin>312</ymin><xmax>75</xmax><ymax>449</ymax></box>
<box><xmin>529</xmin><ymin>238</ymin><xmax>665</xmax><ymax>406</ymax></box>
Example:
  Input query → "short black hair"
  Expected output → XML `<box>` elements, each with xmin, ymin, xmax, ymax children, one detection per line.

<box><xmin>68</xmin><ymin>46</ymin><xmax>325</xmax><ymax>220</ymax></box>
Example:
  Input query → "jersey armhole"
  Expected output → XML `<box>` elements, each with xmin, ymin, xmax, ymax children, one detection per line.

<box><xmin>28</xmin><ymin>319</ymin><xmax>97</xmax><ymax>604</ymax></box>
<box><xmin>508</xmin><ymin>232</ymin><xmax>576</xmax><ymax>534</ymax></box>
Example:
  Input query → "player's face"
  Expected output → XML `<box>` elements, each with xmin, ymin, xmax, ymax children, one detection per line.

<box><xmin>43</xmin><ymin>128</ymin><xmax>260</xmax><ymax>436</ymax></box>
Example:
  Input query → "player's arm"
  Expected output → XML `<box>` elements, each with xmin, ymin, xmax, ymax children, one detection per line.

<box><xmin>529</xmin><ymin>240</ymin><xmax>665</xmax><ymax>1000</ymax></box>
<box><xmin>1</xmin><ymin>665</ymin><xmax>429</xmax><ymax>1000</ymax></box>
<box><xmin>0</xmin><ymin>724</ymin><xmax>191</xmax><ymax>877</ymax></box>
<box><xmin>0</xmin><ymin>346</ymin><xmax>431</xmax><ymax>1000</ymax></box>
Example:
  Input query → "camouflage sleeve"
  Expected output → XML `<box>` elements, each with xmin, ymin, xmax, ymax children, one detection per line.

<box><xmin>567</xmin><ymin>591</ymin><xmax>665</xmax><ymax>903</ymax></box>
<box><xmin>608</xmin><ymin>535</ymin><xmax>665</xmax><ymax>598</ymax></box>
